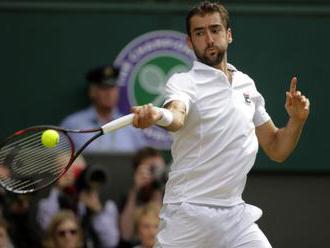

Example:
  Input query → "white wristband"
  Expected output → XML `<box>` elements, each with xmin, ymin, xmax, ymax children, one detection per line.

<box><xmin>155</xmin><ymin>107</ymin><xmax>173</xmax><ymax>127</ymax></box>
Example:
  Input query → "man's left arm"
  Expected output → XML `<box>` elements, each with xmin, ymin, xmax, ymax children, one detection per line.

<box><xmin>256</xmin><ymin>77</ymin><xmax>310</xmax><ymax>163</ymax></box>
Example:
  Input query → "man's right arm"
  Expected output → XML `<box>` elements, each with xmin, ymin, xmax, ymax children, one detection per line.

<box><xmin>131</xmin><ymin>100</ymin><xmax>187</xmax><ymax>132</ymax></box>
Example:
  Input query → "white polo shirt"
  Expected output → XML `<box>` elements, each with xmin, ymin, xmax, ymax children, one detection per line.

<box><xmin>163</xmin><ymin>61</ymin><xmax>271</xmax><ymax>206</ymax></box>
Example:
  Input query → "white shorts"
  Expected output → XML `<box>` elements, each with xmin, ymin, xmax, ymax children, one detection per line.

<box><xmin>154</xmin><ymin>202</ymin><xmax>272</xmax><ymax>248</ymax></box>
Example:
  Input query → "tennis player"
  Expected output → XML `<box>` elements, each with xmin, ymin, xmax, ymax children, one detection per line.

<box><xmin>132</xmin><ymin>1</ymin><xmax>310</xmax><ymax>247</ymax></box>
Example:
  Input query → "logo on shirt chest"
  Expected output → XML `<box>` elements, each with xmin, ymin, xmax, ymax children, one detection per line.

<box><xmin>243</xmin><ymin>92</ymin><xmax>252</xmax><ymax>104</ymax></box>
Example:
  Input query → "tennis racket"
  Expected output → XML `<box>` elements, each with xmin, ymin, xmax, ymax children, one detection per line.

<box><xmin>0</xmin><ymin>113</ymin><xmax>134</xmax><ymax>194</ymax></box>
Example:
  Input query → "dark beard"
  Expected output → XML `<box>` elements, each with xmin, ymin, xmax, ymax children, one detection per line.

<box><xmin>193</xmin><ymin>45</ymin><xmax>225</xmax><ymax>67</ymax></box>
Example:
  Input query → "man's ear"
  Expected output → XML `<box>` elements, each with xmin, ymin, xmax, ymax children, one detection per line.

<box><xmin>186</xmin><ymin>35</ymin><xmax>193</xmax><ymax>49</ymax></box>
<box><xmin>227</xmin><ymin>28</ymin><xmax>233</xmax><ymax>44</ymax></box>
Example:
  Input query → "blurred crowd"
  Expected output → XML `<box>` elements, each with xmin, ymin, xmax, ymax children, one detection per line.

<box><xmin>0</xmin><ymin>65</ymin><xmax>169</xmax><ymax>248</ymax></box>
<box><xmin>0</xmin><ymin>146</ymin><xmax>166</xmax><ymax>248</ymax></box>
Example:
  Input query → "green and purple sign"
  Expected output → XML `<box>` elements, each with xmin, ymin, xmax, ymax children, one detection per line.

<box><xmin>115</xmin><ymin>30</ymin><xmax>195</xmax><ymax>149</ymax></box>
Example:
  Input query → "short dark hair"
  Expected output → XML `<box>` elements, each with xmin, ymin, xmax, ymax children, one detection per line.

<box><xmin>133</xmin><ymin>147</ymin><xmax>162</xmax><ymax>171</ymax></box>
<box><xmin>186</xmin><ymin>1</ymin><xmax>230</xmax><ymax>36</ymax></box>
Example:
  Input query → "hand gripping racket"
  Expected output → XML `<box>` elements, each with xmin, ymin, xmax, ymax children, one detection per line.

<box><xmin>0</xmin><ymin>114</ymin><xmax>134</xmax><ymax>194</ymax></box>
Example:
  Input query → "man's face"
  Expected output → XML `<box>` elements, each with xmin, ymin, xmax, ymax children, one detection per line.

<box><xmin>187</xmin><ymin>12</ymin><xmax>232</xmax><ymax>67</ymax></box>
<box><xmin>89</xmin><ymin>85</ymin><xmax>119</xmax><ymax>109</ymax></box>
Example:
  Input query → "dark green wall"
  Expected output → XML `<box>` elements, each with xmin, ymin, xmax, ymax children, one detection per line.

<box><xmin>0</xmin><ymin>2</ymin><xmax>329</xmax><ymax>171</ymax></box>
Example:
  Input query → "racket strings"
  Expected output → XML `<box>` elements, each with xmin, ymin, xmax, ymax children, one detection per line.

<box><xmin>2</xmin><ymin>141</ymin><xmax>69</xmax><ymax>167</ymax></box>
<box><xmin>0</xmin><ymin>132</ymin><xmax>42</xmax><ymax>157</ymax></box>
<box><xmin>0</xmin><ymin>129</ymin><xmax>72</xmax><ymax>193</ymax></box>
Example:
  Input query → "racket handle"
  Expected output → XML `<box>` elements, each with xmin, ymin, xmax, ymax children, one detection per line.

<box><xmin>101</xmin><ymin>113</ymin><xmax>135</xmax><ymax>133</ymax></box>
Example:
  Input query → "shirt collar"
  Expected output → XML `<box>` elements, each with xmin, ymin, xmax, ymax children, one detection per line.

<box><xmin>192</xmin><ymin>61</ymin><xmax>238</xmax><ymax>73</ymax></box>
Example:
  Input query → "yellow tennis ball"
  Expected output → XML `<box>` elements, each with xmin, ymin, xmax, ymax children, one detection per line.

<box><xmin>41</xmin><ymin>129</ymin><xmax>60</xmax><ymax>148</ymax></box>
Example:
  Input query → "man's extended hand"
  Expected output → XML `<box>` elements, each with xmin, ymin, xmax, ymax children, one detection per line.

<box><xmin>131</xmin><ymin>103</ymin><xmax>162</xmax><ymax>129</ymax></box>
<box><xmin>285</xmin><ymin>77</ymin><xmax>310</xmax><ymax>122</ymax></box>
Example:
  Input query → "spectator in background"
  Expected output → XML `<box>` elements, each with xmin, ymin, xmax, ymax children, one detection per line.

<box><xmin>43</xmin><ymin>210</ymin><xmax>84</xmax><ymax>248</ymax></box>
<box><xmin>37</xmin><ymin>156</ymin><xmax>86</xmax><ymax>230</ymax></box>
<box><xmin>76</xmin><ymin>166</ymin><xmax>120</xmax><ymax>248</ymax></box>
<box><xmin>0</xmin><ymin>218</ymin><xmax>14</xmax><ymax>248</ymax></box>
<box><xmin>3</xmin><ymin>193</ymin><xmax>41</xmax><ymax>248</ymax></box>
<box><xmin>133</xmin><ymin>203</ymin><xmax>160</xmax><ymax>248</ymax></box>
<box><xmin>119</xmin><ymin>147</ymin><xmax>166</xmax><ymax>247</ymax></box>
<box><xmin>61</xmin><ymin>65</ymin><xmax>147</xmax><ymax>154</ymax></box>
<box><xmin>38</xmin><ymin>153</ymin><xmax>120</xmax><ymax>247</ymax></box>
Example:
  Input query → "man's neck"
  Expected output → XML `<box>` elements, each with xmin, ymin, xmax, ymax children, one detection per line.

<box><xmin>213</xmin><ymin>54</ymin><xmax>232</xmax><ymax>83</ymax></box>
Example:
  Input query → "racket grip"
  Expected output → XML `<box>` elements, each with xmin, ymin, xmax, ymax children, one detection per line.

<box><xmin>101</xmin><ymin>113</ymin><xmax>135</xmax><ymax>133</ymax></box>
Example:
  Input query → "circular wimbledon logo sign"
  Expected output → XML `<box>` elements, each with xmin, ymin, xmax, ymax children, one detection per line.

<box><xmin>115</xmin><ymin>30</ymin><xmax>195</xmax><ymax>149</ymax></box>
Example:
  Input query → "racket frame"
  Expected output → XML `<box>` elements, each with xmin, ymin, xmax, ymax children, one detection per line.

<box><xmin>0</xmin><ymin>113</ymin><xmax>134</xmax><ymax>193</ymax></box>
<box><xmin>0</xmin><ymin>126</ymin><xmax>102</xmax><ymax>193</ymax></box>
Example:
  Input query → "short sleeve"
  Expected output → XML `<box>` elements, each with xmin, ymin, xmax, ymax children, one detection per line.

<box><xmin>163</xmin><ymin>73</ymin><xmax>194</xmax><ymax>114</ymax></box>
<box><xmin>253</xmin><ymin>91</ymin><xmax>271</xmax><ymax>127</ymax></box>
